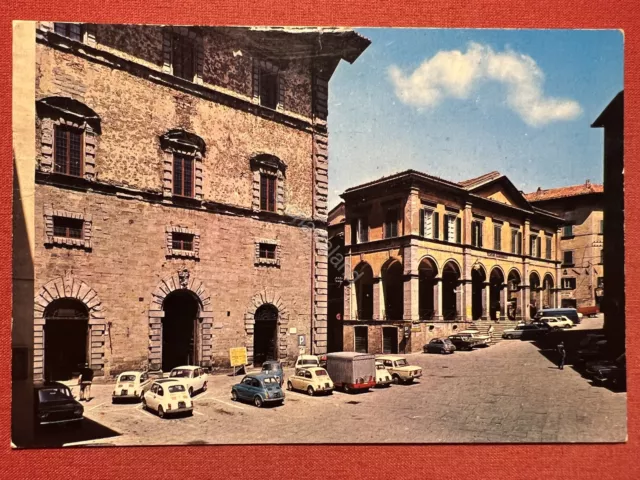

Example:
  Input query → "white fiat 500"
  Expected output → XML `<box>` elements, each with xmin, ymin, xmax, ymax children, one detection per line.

<box><xmin>112</xmin><ymin>371</ymin><xmax>152</xmax><ymax>402</ymax></box>
<box><xmin>169</xmin><ymin>366</ymin><xmax>208</xmax><ymax>397</ymax></box>
<box><xmin>142</xmin><ymin>379</ymin><xmax>193</xmax><ymax>418</ymax></box>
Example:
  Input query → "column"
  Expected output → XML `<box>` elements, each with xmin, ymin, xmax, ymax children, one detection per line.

<box><xmin>499</xmin><ymin>286</ymin><xmax>507</xmax><ymax>319</ymax></box>
<box><xmin>523</xmin><ymin>286</ymin><xmax>531</xmax><ymax>321</ymax></box>
<box><xmin>463</xmin><ymin>280</ymin><xmax>473</xmax><ymax>321</ymax></box>
<box><xmin>343</xmin><ymin>280</ymin><xmax>353</xmax><ymax>321</ymax></box>
<box><xmin>403</xmin><ymin>274</ymin><xmax>419</xmax><ymax>322</ymax></box>
<box><xmin>482</xmin><ymin>282</ymin><xmax>489</xmax><ymax>320</ymax></box>
<box><xmin>372</xmin><ymin>277</ymin><xmax>382</xmax><ymax>321</ymax></box>
<box><xmin>455</xmin><ymin>284</ymin><xmax>463</xmax><ymax>320</ymax></box>
<box><xmin>464</xmin><ymin>202</ymin><xmax>473</xmax><ymax>244</ymax></box>
<box><xmin>434</xmin><ymin>279</ymin><xmax>442</xmax><ymax>320</ymax></box>
<box><xmin>405</xmin><ymin>187</ymin><xmax>421</xmax><ymax>236</ymax></box>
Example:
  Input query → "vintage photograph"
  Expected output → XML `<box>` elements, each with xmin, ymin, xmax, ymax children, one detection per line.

<box><xmin>11</xmin><ymin>21</ymin><xmax>625</xmax><ymax>447</ymax></box>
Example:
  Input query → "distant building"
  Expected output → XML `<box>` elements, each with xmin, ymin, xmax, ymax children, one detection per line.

<box><xmin>328</xmin><ymin>202</ymin><xmax>346</xmax><ymax>352</ymax></box>
<box><xmin>330</xmin><ymin>170</ymin><xmax>564</xmax><ymax>354</ymax></box>
<box><xmin>525</xmin><ymin>181</ymin><xmax>604</xmax><ymax>310</ymax></box>
<box><xmin>592</xmin><ymin>90</ymin><xmax>624</xmax><ymax>355</ymax></box>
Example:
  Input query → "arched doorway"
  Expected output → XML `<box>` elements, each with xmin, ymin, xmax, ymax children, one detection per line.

<box><xmin>162</xmin><ymin>290</ymin><xmax>202</xmax><ymax>371</ymax></box>
<box><xmin>382</xmin><ymin>260</ymin><xmax>403</xmax><ymax>320</ymax></box>
<box><xmin>542</xmin><ymin>274</ymin><xmax>555</xmax><ymax>308</ymax></box>
<box><xmin>529</xmin><ymin>272</ymin><xmax>541</xmax><ymax>318</ymax></box>
<box><xmin>471</xmin><ymin>265</ymin><xmax>487</xmax><ymax>320</ymax></box>
<box><xmin>354</xmin><ymin>262</ymin><xmax>374</xmax><ymax>320</ymax></box>
<box><xmin>442</xmin><ymin>261</ymin><xmax>461</xmax><ymax>320</ymax></box>
<box><xmin>418</xmin><ymin>257</ymin><xmax>438</xmax><ymax>320</ymax></box>
<box><xmin>253</xmin><ymin>304</ymin><xmax>279</xmax><ymax>366</ymax></box>
<box><xmin>489</xmin><ymin>268</ymin><xmax>504</xmax><ymax>320</ymax></box>
<box><xmin>507</xmin><ymin>270</ymin><xmax>522</xmax><ymax>320</ymax></box>
<box><xmin>44</xmin><ymin>298</ymin><xmax>89</xmax><ymax>381</ymax></box>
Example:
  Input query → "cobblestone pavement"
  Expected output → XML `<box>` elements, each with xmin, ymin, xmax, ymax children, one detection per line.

<box><xmin>50</xmin><ymin>316</ymin><xmax>626</xmax><ymax>446</ymax></box>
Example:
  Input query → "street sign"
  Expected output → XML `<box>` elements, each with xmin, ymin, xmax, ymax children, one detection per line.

<box><xmin>229</xmin><ymin>347</ymin><xmax>247</xmax><ymax>367</ymax></box>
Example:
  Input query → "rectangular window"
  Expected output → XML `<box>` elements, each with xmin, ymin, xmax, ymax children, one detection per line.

<box><xmin>173</xmin><ymin>155</ymin><xmax>194</xmax><ymax>197</ymax></box>
<box><xmin>172</xmin><ymin>33</ymin><xmax>195</xmax><ymax>81</ymax></box>
<box><xmin>172</xmin><ymin>232</ymin><xmax>194</xmax><ymax>251</ymax></box>
<box><xmin>471</xmin><ymin>220</ymin><xmax>483</xmax><ymax>248</ymax></box>
<box><xmin>546</xmin><ymin>237</ymin><xmax>552</xmax><ymax>260</ymax></box>
<box><xmin>562</xmin><ymin>225</ymin><xmax>574</xmax><ymax>238</ymax></box>
<box><xmin>600</xmin><ymin>219</ymin><xmax>604</xmax><ymax>234</ymax></box>
<box><xmin>444</xmin><ymin>215</ymin><xmax>457</xmax><ymax>243</ymax></box>
<box><xmin>54</xmin><ymin>125</ymin><xmax>83</xmax><ymax>177</ymax></box>
<box><xmin>53</xmin><ymin>217</ymin><xmax>83</xmax><ymax>239</ymax></box>
<box><xmin>54</xmin><ymin>23</ymin><xmax>83</xmax><ymax>41</ymax></box>
<box><xmin>384</xmin><ymin>209</ymin><xmax>398</xmax><ymax>238</ymax></box>
<box><xmin>536</xmin><ymin>236</ymin><xmax>542</xmax><ymax>259</ymax></box>
<box><xmin>259</xmin><ymin>243</ymin><xmax>277</xmax><ymax>259</ymax></box>
<box><xmin>420</xmin><ymin>209</ymin><xmax>433</xmax><ymax>239</ymax></box>
<box><xmin>562</xmin><ymin>277</ymin><xmax>577</xmax><ymax>290</ymax></box>
<box><xmin>260</xmin><ymin>71</ymin><xmax>279</xmax><ymax>109</ymax></box>
<box><xmin>494</xmin><ymin>224</ymin><xmax>502</xmax><ymax>251</ymax></box>
<box><xmin>600</xmin><ymin>249</ymin><xmax>604</xmax><ymax>264</ymax></box>
<box><xmin>563</xmin><ymin>250</ymin><xmax>574</xmax><ymax>266</ymax></box>
<box><xmin>352</xmin><ymin>218</ymin><xmax>369</xmax><ymax>244</ymax></box>
<box><xmin>530</xmin><ymin>235</ymin><xmax>539</xmax><ymax>257</ymax></box>
<box><xmin>260</xmin><ymin>174</ymin><xmax>276</xmax><ymax>212</ymax></box>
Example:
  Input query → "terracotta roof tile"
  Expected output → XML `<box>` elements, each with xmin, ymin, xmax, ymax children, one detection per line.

<box><xmin>458</xmin><ymin>171</ymin><xmax>502</xmax><ymax>189</ymax></box>
<box><xmin>525</xmin><ymin>182</ymin><xmax>603</xmax><ymax>202</ymax></box>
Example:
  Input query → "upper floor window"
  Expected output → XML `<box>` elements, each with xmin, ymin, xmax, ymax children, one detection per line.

<box><xmin>165</xmin><ymin>225</ymin><xmax>200</xmax><ymax>258</ymax></box>
<box><xmin>54</xmin><ymin>125</ymin><xmax>83</xmax><ymax>177</ymax></box>
<box><xmin>259</xmin><ymin>243</ymin><xmax>277</xmax><ymax>259</ymax></box>
<box><xmin>260</xmin><ymin>174</ymin><xmax>277</xmax><ymax>212</ymax></box>
<box><xmin>260</xmin><ymin>70</ymin><xmax>279</xmax><ymax>109</ymax></box>
<box><xmin>254</xmin><ymin>238</ymin><xmax>280</xmax><ymax>267</ymax></box>
<box><xmin>562</xmin><ymin>225</ymin><xmax>574</xmax><ymax>238</ymax></box>
<box><xmin>493</xmin><ymin>224</ymin><xmax>502</xmax><ymax>251</ymax></box>
<box><xmin>419</xmin><ymin>208</ymin><xmax>435</xmax><ymax>239</ymax></box>
<box><xmin>511</xmin><ymin>229</ymin><xmax>522</xmax><ymax>255</ymax></box>
<box><xmin>173</xmin><ymin>154</ymin><xmax>194</xmax><ymax>198</ymax></box>
<box><xmin>562</xmin><ymin>250</ymin><xmax>574</xmax><ymax>266</ymax></box>
<box><xmin>159</xmin><ymin>129</ymin><xmax>206</xmax><ymax>201</ymax></box>
<box><xmin>172</xmin><ymin>32</ymin><xmax>196</xmax><ymax>81</ymax></box>
<box><xmin>546</xmin><ymin>237</ymin><xmax>552</xmax><ymax>260</ymax></box>
<box><xmin>562</xmin><ymin>277</ymin><xmax>576</xmax><ymax>290</ymax></box>
<box><xmin>172</xmin><ymin>232</ymin><xmax>194</xmax><ymax>251</ymax></box>
<box><xmin>253</xmin><ymin>60</ymin><xmax>285</xmax><ymax>110</ymax></box>
<box><xmin>471</xmin><ymin>220</ymin><xmax>483</xmax><ymax>248</ymax></box>
<box><xmin>44</xmin><ymin>205</ymin><xmax>92</xmax><ymax>250</ymax></box>
<box><xmin>53</xmin><ymin>216</ymin><xmax>84</xmax><ymax>239</ymax></box>
<box><xmin>530</xmin><ymin>234</ymin><xmax>541</xmax><ymax>258</ymax></box>
<box><xmin>352</xmin><ymin>217</ymin><xmax>369</xmax><ymax>244</ymax></box>
<box><xmin>444</xmin><ymin>214</ymin><xmax>460</xmax><ymax>243</ymax></box>
<box><xmin>54</xmin><ymin>23</ymin><xmax>83</xmax><ymax>41</ymax></box>
<box><xmin>384</xmin><ymin>208</ymin><xmax>399</xmax><ymax>239</ymax></box>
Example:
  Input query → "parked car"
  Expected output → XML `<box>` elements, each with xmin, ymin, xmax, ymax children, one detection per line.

<box><xmin>576</xmin><ymin>339</ymin><xmax>608</xmax><ymax>364</ymax></box>
<box><xmin>534</xmin><ymin>307</ymin><xmax>580</xmax><ymax>325</ymax></box>
<box><xmin>577</xmin><ymin>305</ymin><xmax>599</xmax><ymax>318</ymax></box>
<box><xmin>142</xmin><ymin>379</ymin><xmax>193</xmax><ymax>418</ymax></box>
<box><xmin>579</xmin><ymin>333</ymin><xmax>607</xmax><ymax>348</ymax></box>
<box><xmin>261</xmin><ymin>360</ymin><xmax>284</xmax><ymax>387</ymax></box>
<box><xmin>169</xmin><ymin>366</ymin><xmax>208</xmax><ymax>397</ymax></box>
<box><xmin>543</xmin><ymin>317</ymin><xmax>574</xmax><ymax>330</ymax></box>
<box><xmin>586</xmin><ymin>353</ymin><xmax>626</xmax><ymax>388</ymax></box>
<box><xmin>502</xmin><ymin>324</ymin><xmax>548</xmax><ymax>340</ymax></box>
<box><xmin>231</xmin><ymin>374</ymin><xmax>285</xmax><ymax>407</ymax></box>
<box><xmin>458</xmin><ymin>330</ymin><xmax>491</xmax><ymax>347</ymax></box>
<box><xmin>377</xmin><ymin>355</ymin><xmax>422</xmax><ymax>384</ymax></box>
<box><xmin>112</xmin><ymin>371</ymin><xmax>152</xmax><ymax>402</ymax></box>
<box><xmin>447</xmin><ymin>334</ymin><xmax>476</xmax><ymax>351</ymax></box>
<box><xmin>374</xmin><ymin>361</ymin><xmax>393</xmax><ymax>387</ymax></box>
<box><xmin>294</xmin><ymin>355</ymin><xmax>320</xmax><ymax>369</ymax></box>
<box><xmin>34</xmin><ymin>381</ymin><xmax>84</xmax><ymax>427</ymax></box>
<box><xmin>287</xmin><ymin>367</ymin><xmax>334</xmax><ymax>396</ymax></box>
<box><xmin>325</xmin><ymin>352</ymin><xmax>376</xmax><ymax>393</ymax></box>
<box><xmin>423</xmin><ymin>338</ymin><xmax>456</xmax><ymax>354</ymax></box>
<box><xmin>318</xmin><ymin>354</ymin><xmax>327</xmax><ymax>368</ymax></box>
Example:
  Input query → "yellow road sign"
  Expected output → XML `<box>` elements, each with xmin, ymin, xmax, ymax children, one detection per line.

<box><xmin>229</xmin><ymin>347</ymin><xmax>248</xmax><ymax>367</ymax></box>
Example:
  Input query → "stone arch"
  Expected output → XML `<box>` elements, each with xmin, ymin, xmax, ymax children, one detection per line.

<box><xmin>418</xmin><ymin>254</ymin><xmax>440</xmax><ymax>276</ymax></box>
<box><xmin>543</xmin><ymin>273</ymin><xmax>555</xmax><ymax>308</ymax></box>
<box><xmin>148</xmin><ymin>269</ymin><xmax>213</xmax><ymax>371</ymax></box>
<box><xmin>379</xmin><ymin>256</ymin><xmax>402</xmax><ymax>278</ymax></box>
<box><xmin>381</xmin><ymin>258</ymin><xmax>404</xmax><ymax>321</ymax></box>
<box><xmin>353</xmin><ymin>262</ymin><xmax>374</xmax><ymax>320</ymax></box>
<box><xmin>507</xmin><ymin>267</ymin><xmax>522</xmax><ymax>283</ymax></box>
<box><xmin>244</xmin><ymin>289</ymin><xmax>290</xmax><ymax>364</ymax></box>
<box><xmin>442</xmin><ymin>258</ymin><xmax>462</xmax><ymax>275</ymax></box>
<box><xmin>33</xmin><ymin>272</ymin><xmax>105</xmax><ymax>380</ymax></box>
<box><xmin>488</xmin><ymin>264</ymin><xmax>506</xmax><ymax>279</ymax></box>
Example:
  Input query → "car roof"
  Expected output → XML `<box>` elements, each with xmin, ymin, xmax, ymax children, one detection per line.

<box><xmin>171</xmin><ymin>365</ymin><xmax>199</xmax><ymax>370</ymax></box>
<box><xmin>297</xmin><ymin>355</ymin><xmax>318</xmax><ymax>360</ymax></box>
<box><xmin>34</xmin><ymin>381</ymin><xmax>70</xmax><ymax>390</ymax></box>
<box><xmin>249</xmin><ymin>373</ymin><xmax>280</xmax><ymax>381</ymax></box>
<box><xmin>262</xmin><ymin>360</ymin><xmax>281</xmax><ymax>365</ymax></box>
<box><xmin>377</xmin><ymin>355</ymin><xmax>404</xmax><ymax>360</ymax></box>
<box><xmin>154</xmin><ymin>378</ymin><xmax>182</xmax><ymax>384</ymax></box>
<box><xmin>118</xmin><ymin>371</ymin><xmax>141</xmax><ymax>376</ymax></box>
<box><xmin>326</xmin><ymin>352</ymin><xmax>375</xmax><ymax>359</ymax></box>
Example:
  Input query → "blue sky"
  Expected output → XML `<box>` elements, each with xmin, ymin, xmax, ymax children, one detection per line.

<box><xmin>327</xmin><ymin>28</ymin><xmax>623</xmax><ymax>208</ymax></box>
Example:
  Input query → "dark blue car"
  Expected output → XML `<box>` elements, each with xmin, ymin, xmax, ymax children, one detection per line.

<box><xmin>231</xmin><ymin>374</ymin><xmax>285</xmax><ymax>408</ymax></box>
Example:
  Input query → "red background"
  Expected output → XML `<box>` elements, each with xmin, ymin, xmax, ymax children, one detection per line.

<box><xmin>1</xmin><ymin>1</ymin><xmax>637</xmax><ymax>478</ymax></box>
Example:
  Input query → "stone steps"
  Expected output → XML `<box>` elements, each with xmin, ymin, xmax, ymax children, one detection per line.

<box><xmin>471</xmin><ymin>320</ymin><xmax>521</xmax><ymax>344</ymax></box>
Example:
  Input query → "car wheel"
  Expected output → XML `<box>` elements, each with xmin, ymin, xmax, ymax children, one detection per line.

<box><xmin>440</xmin><ymin>348</ymin><xmax>446</xmax><ymax>355</ymax></box>
<box><xmin>158</xmin><ymin>405</ymin><xmax>165</xmax><ymax>418</ymax></box>
<box><xmin>141</xmin><ymin>397</ymin><xmax>147</xmax><ymax>410</ymax></box>
<box><xmin>307</xmin><ymin>386</ymin><xmax>314</xmax><ymax>396</ymax></box>
<box><xmin>506</xmin><ymin>334</ymin><xmax>512</xmax><ymax>339</ymax></box>
<box><xmin>254</xmin><ymin>396</ymin><xmax>263</xmax><ymax>408</ymax></box>
<box><xmin>231</xmin><ymin>390</ymin><xmax>238</xmax><ymax>402</ymax></box>
<box><xmin>392</xmin><ymin>374</ymin><xmax>400</xmax><ymax>385</ymax></box>
<box><xmin>189</xmin><ymin>387</ymin><xmax>194</xmax><ymax>397</ymax></box>
<box><xmin>287</xmin><ymin>381</ymin><xmax>293</xmax><ymax>391</ymax></box>
<box><xmin>343</xmin><ymin>384</ymin><xmax>351</xmax><ymax>394</ymax></box>
<box><xmin>202</xmin><ymin>381</ymin><xmax>208</xmax><ymax>392</ymax></box>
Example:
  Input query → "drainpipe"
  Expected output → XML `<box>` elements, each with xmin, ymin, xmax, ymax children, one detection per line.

<box><xmin>309</xmin><ymin>58</ymin><xmax>317</xmax><ymax>357</ymax></box>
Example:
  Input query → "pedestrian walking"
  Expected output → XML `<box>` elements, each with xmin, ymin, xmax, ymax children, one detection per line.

<box><xmin>78</xmin><ymin>363</ymin><xmax>94</xmax><ymax>401</ymax></box>
<box><xmin>557</xmin><ymin>341</ymin><xmax>566</xmax><ymax>370</ymax></box>
<box><xmin>488</xmin><ymin>324</ymin><xmax>495</xmax><ymax>338</ymax></box>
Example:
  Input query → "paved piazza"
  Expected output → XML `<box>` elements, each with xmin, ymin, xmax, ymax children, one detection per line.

<box><xmin>37</xmin><ymin>317</ymin><xmax>625</xmax><ymax>447</ymax></box>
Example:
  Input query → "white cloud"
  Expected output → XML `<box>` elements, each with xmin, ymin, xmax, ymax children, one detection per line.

<box><xmin>388</xmin><ymin>42</ymin><xmax>582</xmax><ymax>127</ymax></box>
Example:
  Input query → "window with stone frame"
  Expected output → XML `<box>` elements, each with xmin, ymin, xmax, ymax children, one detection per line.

<box><xmin>250</xmin><ymin>154</ymin><xmax>287</xmax><ymax>214</ymax></box>
<box><xmin>562</xmin><ymin>250</ymin><xmax>574</xmax><ymax>266</ymax></box>
<box><xmin>165</xmin><ymin>226</ymin><xmax>200</xmax><ymax>258</ymax></box>
<box><xmin>253</xmin><ymin>59</ymin><xmax>285</xmax><ymax>110</ymax></box>
<box><xmin>562</xmin><ymin>277</ymin><xmax>577</xmax><ymax>290</ymax></box>
<box><xmin>54</xmin><ymin>23</ymin><xmax>84</xmax><ymax>41</ymax></box>
<box><xmin>53</xmin><ymin>216</ymin><xmax>84</xmax><ymax>239</ymax></box>
<box><xmin>259</xmin><ymin>243</ymin><xmax>277</xmax><ymax>259</ymax></box>
<box><xmin>162</xmin><ymin>27</ymin><xmax>203</xmax><ymax>84</ymax></box>
<box><xmin>43</xmin><ymin>206</ymin><xmax>92</xmax><ymax>250</ymax></box>
<box><xmin>36</xmin><ymin>97</ymin><xmax>101</xmax><ymax>181</ymax></box>
<box><xmin>546</xmin><ymin>236</ymin><xmax>553</xmax><ymax>260</ymax></box>
<box><xmin>384</xmin><ymin>208</ymin><xmax>399</xmax><ymax>239</ymax></box>
<box><xmin>159</xmin><ymin>129</ymin><xmax>205</xmax><ymax>201</ymax></box>
<box><xmin>255</xmin><ymin>239</ymin><xmax>280</xmax><ymax>267</ymax></box>
<box><xmin>493</xmin><ymin>223</ymin><xmax>502</xmax><ymax>251</ymax></box>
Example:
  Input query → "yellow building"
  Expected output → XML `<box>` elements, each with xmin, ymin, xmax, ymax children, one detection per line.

<box><xmin>334</xmin><ymin>170</ymin><xmax>565</xmax><ymax>354</ymax></box>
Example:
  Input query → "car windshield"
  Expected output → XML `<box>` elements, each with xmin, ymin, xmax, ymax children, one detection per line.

<box><xmin>315</xmin><ymin>369</ymin><xmax>328</xmax><ymax>376</ymax></box>
<box><xmin>395</xmin><ymin>359</ymin><xmax>408</xmax><ymax>366</ymax></box>
<box><xmin>262</xmin><ymin>377</ymin><xmax>278</xmax><ymax>385</ymax></box>
<box><xmin>170</xmin><ymin>369</ymin><xmax>193</xmax><ymax>378</ymax></box>
<box><xmin>119</xmin><ymin>374</ymin><xmax>137</xmax><ymax>382</ymax></box>
<box><xmin>376</xmin><ymin>364</ymin><xmax>386</xmax><ymax>370</ymax></box>
<box><xmin>38</xmin><ymin>386</ymin><xmax>73</xmax><ymax>403</ymax></box>
<box><xmin>300</xmin><ymin>359</ymin><xmax>318</xmax><ymax>365</ymax></box>
<box><xmin>262</xmin><ymin>364</ymin><xmax>280</xmax><ymax>371</ymax></box>
<box><xmin>168</xmin><ymin>384</ymin><xmax>186</xmax><ymax>393</ymax></box>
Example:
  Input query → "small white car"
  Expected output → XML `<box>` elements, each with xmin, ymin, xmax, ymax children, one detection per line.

<box><xmin>375</xmin><ymin>361</ymin><xmax>393</xmax><ymax>387</ymax></box>
<box><xmin>169</xmin><ymin>366</ymin><xmax>208</xmax><ymax>397</ymax></box>
<box><xmin>142</xmin><ymin>379</ymin><xmax>193</xmax><ymax>418</ymax></box>
<box><xmin>294</xmin><ymin>355</ymin><xmax>320</xmax><ymax>369</ymax></box>
<box><xmin>544</xmin><ymin>316</ymin><xmax>574</xmax><ymax>329</ymax></box>
<box><xmin>112</xmin><ymin>371</ymin><xmax>152</xmax><ymax>402</ymax></box>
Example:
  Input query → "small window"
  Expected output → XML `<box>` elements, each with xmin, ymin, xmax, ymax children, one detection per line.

<box><xmin>530</xmin><ymin>235</ymin><xmax>538</xmax><ymax>257</ymax></box>
<box><xmin>157</xmin><ymin>386</ymin><xmax>164</xmax><ymax>396</ymax></box>
<box><xmin>172</xmin><ymin>232</ymin><xmax>194</xmax><ymax>251</ymax></box>
<box><xmin>352</xmin><ymin>217</ymin><xmax>369</xmax><ymax>244</ymax></box>
<box><xmin>304</xmin><ymin>371</ymin><xmax>312</xmax><ymax>379</ymax></box>
<box><xmin>562</xmin><ymin>225</ymin><xmax>574</xmax><ymax>238</ymax></box>
<box><xmin>172</xmin><ymin>154</ymin><xmax>194</xmax><ymax>197</ymax></box>
<box><xmin>493</xmin><ymin>224</ymin><xmax>502</xmax><ymax>251</ymax></box>
<box><xmin>562</xmin><ymin>277</ymin><xmax>576</xmax><ymax>290</ymax></box>
<box><xmin>420</xmin><ymin>209</ymin><xmax>433</xmax><ymax>239</ymax></box>
<box><xmin>384</xmin><ymin>209</ymin><xmax>398</xmax><ymax>238</ymax></box>
<box><xmin>54</xmin><ymin>23</ymin><xmax>83</xmax><ymax>41</ymax></box>
<box><xmin>260</xmin><ymin>174</ymin><xmax>276</xmax><ymax>212</ymax></box>
<box><xmin>172</xmin><ymin>32</ymin><xmax>195</xmax><ymax>81</ymax></box>
<box><xmin>546</xmin><ymin>237</ymin><xmax>552</xmax><ymax>260</ymax></box>
<box><xmin>563</xmin><ymin>250</ymin><xmax>574</xmax><ymax>266</ymax></box>
<box><xmin>54</xmin><ymin>125</ymin><xmax>83</xmax><ymax>177</ymax></box>
<box><xmin>53</xmin><ymin>217</ymin><xmax>83</xmax><ymax>239</ymax></box>
<box><xmin>260</xmin><ymin>71</ymin><xmax>279</xmax><ymax>109</ymax></box>
<box><xmin>471</xmin><ymin>220</ymin><xmax>483</xmax><ymax>247</ymax></box>
<box><xmin>511</xmin><ymin>229</ymin><xmax>522</xmax><ymax>255</ymax></box>
<box><xmin>259</xmin><ymin>243</ymin><xmax>277</xmax><ymax>259</ymax></box>
<box><xmin>444</xmin><ymin>215</ymin><xmax>457</xmax><ymax>243</ymax></box>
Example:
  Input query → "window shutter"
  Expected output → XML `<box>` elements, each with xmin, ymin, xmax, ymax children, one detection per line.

<box><xmin>252</xmin><ymin>60</ymin><xmax>260</xmax><ymax>101</ymax></box>
<box><xmin>536</xmin><ymin>237</ymin><xmax>541</xmax><ymax>258</ymax></box>
<box><xmin>419</xmin><ymin>209</ymin><xmax>425</xmax><ymax>237</ymax></box>
<box><xmin>433</xmin><ymin>212</ymin><xmax>440</xmax><ymax>240</ymax></box>
<box><xmin>351</xmin><ymin>221</ymin><xmax>358</xmax><ymax>245</ymax></box>
<box><xmin>478</xmin><ymin>223</ymin><xmax>483</xmax><ymax>248</ymax></box>
<box><xmin>517</xmin><ymin>232</ymin><xmax>522</xmax><ymax>254</ymax></box>
<box><xmin>456</xmin><ymin>217</ymin><xmax>462</xmax><ymax>244</ymax></box>
<box><xmin>278</xmin><ymin>74</ymin><xmax>285</xmax><ymax>109</ymax></box>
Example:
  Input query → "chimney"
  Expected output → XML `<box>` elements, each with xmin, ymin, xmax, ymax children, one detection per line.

<box><xmin>585</xmin><ymin>179</ymin><xmax>591</xmax><ymax>186</ymax></box>
<box><xmin>537</xmin><ymin>187</ymin><xmax>542</xmax><ymax>192</ymax></box>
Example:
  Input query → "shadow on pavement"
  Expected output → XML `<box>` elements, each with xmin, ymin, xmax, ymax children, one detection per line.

<box><xmin>28</xmin><ymin>417</ymin><xmax>120</xmax><ymax>448</ymax></box>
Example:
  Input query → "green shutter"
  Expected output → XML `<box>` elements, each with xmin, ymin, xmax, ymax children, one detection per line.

<box><xmin>456</xmin><ymin>217</ymin><xmax>462</xmax><ymax>243</ymax></box>
<box><xmin>419</xmin><ymin>209</ymin><xmax>425</xmax><ymax>237</ymax></box>
<box><xmin>433</xmin><ymin>212</ymin><xmax>440</xmax><ymax>239</ymax></box>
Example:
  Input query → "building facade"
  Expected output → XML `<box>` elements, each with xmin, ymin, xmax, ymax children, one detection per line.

<box><xmin>332</xmin><ymin>170</ymin><xmax>564</xmax><ymax>355</ymax></box>
<box><xmin>32</xmin><ymin>22</ymin><xmax>369</xmax><ymax>380</ymax></box>
<box><xmin>525</xmin><ymin>182</ymin><xmax>604</xmax><ymax>310</ymax></box>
